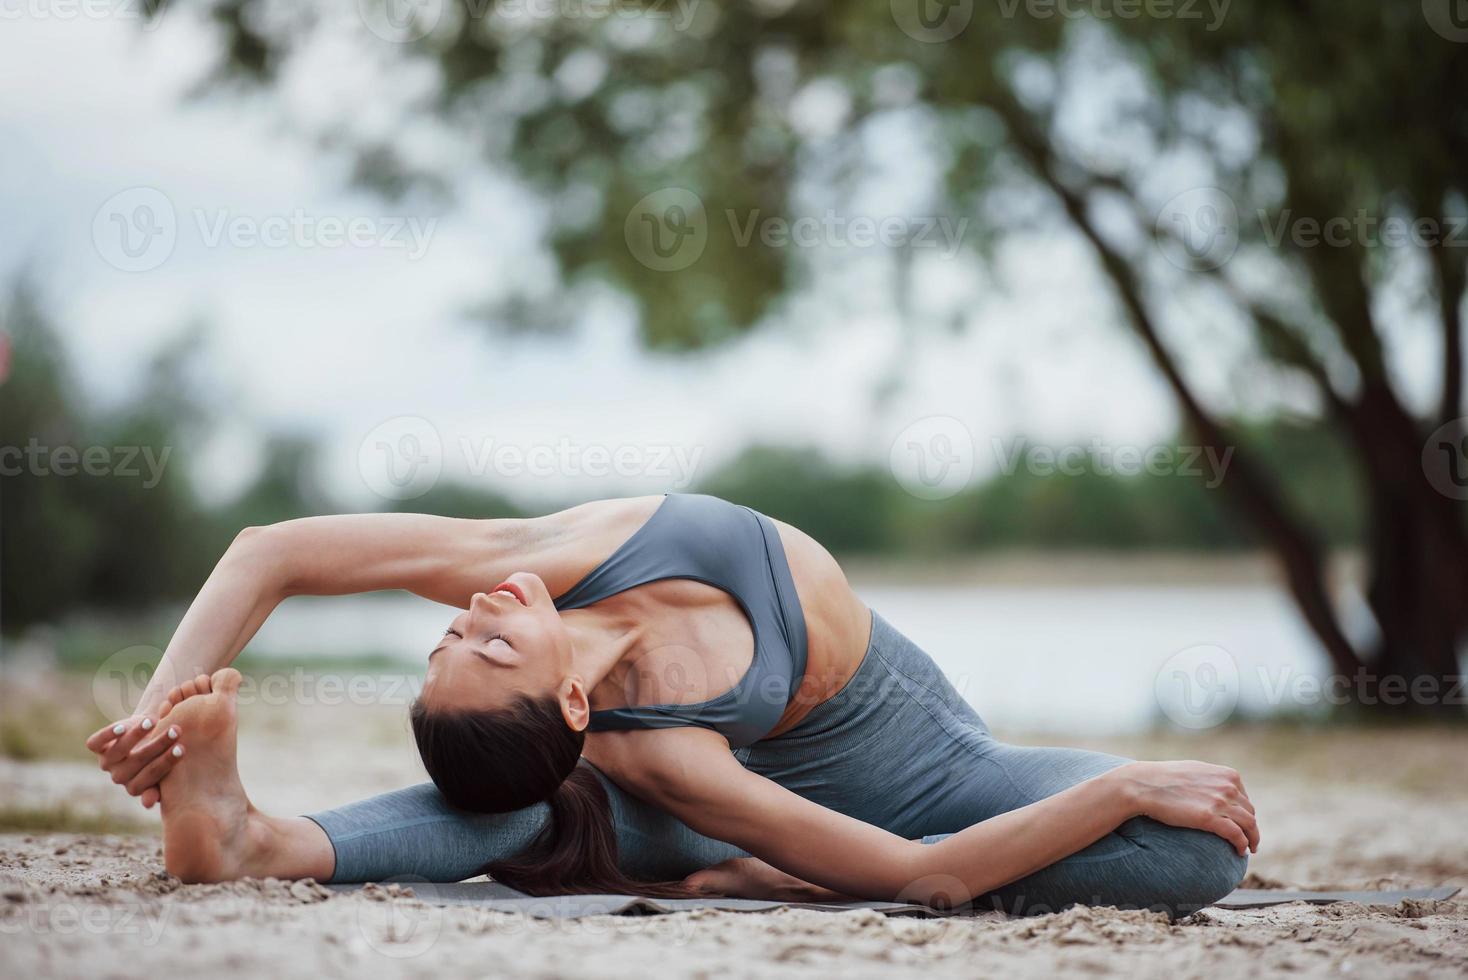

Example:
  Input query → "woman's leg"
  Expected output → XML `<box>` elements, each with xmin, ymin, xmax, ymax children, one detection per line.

<box><xmin>308</xmin><ymin>771</ymin><xmax>746</xmax><ymax>884</ymax></box>
<box><xmin>741</xmin><ymin>613</ymin><xmax>1245</xmax><ymax>916</ymax></box>
<box><xmin>159</xmin><ymin>673</ymin><xmax>744</xmax><ymax>884</ymax></box>
<box><xmin>917</xmin><ymin>743</ymin><xmax>1247</xmax><ymax>916</ymax></box>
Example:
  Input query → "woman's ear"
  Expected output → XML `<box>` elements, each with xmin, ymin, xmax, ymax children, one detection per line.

<box><xmin>558</xmin><ymin>677</ymin><xmax>590</xmax><ymax>732</ymax></box>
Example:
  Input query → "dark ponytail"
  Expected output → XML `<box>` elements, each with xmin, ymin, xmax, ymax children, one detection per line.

<box><xmin>410</xmin><ymin>694</ymin><xmax>693</xmax><ymax>898</ymax></box>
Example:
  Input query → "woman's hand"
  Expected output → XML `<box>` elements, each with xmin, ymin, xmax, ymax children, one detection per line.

<box><xmin>1110</xmin><ymin>760</ymin><xmax>1260</xmax><ymax>856</ymax></box>
<box><xmin>83</xmin><ymin>674</ymin><xmax>214</xmax><ymax>809</ymax></box>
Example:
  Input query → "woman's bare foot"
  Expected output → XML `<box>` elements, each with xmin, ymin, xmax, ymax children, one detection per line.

<box><xmin>158</xmin><ymin>668</ymin><xmax>283</xmax><ymax>883</ymax></box>
<box><xmin>683</xmin><ymin>857</ymin><xmax>849</xmax><ymax>903</ymax></box>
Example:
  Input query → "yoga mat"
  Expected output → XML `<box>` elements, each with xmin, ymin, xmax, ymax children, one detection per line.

<box><xmin>328</xmin><ymin>882</ymin><xmax>1460</xmax><ymax>919</ymax></box>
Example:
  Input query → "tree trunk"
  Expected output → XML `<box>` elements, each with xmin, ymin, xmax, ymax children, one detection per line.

<box><xmin>1363</xmin><ymin>481</ymin><xmax>1467</xmax><ymax>716</ymax></box>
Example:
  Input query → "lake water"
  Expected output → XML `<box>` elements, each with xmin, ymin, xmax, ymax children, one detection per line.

<box><xmin>250</xmin><ymin>581</ymin><xmax>1332</xmax><ymax>735</ymax></box>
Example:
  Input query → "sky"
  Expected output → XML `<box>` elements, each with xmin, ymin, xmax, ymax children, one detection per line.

<box><xmin>0</xmin><ymin>4</ymin><xmax>1286</xmax><ymax>510</ymax></box>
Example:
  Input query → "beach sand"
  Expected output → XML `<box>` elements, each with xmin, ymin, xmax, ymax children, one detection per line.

<box><xmin>2</xmin><ymin>665</ymin><xmax>1466</xmax><ymax>978</ymax></box>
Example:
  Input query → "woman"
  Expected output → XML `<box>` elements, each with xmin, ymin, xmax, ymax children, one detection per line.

<box><xmin>87</xmin><ymin>494</ymin><xmax>1255</xmax><ymax>915</ymax></box>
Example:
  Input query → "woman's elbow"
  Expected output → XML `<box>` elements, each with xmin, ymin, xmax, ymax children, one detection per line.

<box><xmin>221</xmin><ymin>524</ymin><xmax>289</xmax><ymax>590</ymax></box>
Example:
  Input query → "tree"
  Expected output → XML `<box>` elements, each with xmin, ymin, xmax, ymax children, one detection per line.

<box><xmin>0</xmin><ymin>282</ymin><xmax>217</xmax><ymax>632</ymax></box>
<box><xmin>185</xmin><ymin>0</ymin><xmax>1466</xmax><ymax>709</ymax></box>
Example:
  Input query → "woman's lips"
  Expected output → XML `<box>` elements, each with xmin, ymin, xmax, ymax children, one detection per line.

<box><xmin>490</xmin><ymin>580</ymin><xmax>528</xmax><ymax>606</ymax></box>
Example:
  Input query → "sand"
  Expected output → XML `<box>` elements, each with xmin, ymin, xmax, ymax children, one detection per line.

<box><xmin>2</xmin><ymin>667</ymin><xmax>1466</xmax><ymax>978</ymax></box>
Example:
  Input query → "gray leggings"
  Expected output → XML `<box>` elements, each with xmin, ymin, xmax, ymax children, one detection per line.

<box><xmin>307</xmin><ymin>613</ymin><xmax>1246</xmax><ymax>916</ymax></box>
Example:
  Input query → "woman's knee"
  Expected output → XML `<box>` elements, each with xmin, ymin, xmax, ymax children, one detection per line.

<box><xmin>1124</xmin><ymin>817</ymin><xmax>1247</xmax><ymax>915</ymax></box>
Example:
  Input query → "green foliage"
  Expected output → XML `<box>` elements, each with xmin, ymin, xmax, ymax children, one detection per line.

<box><xmin>188</xmin><ymin>2</ymin><xmax>1467</xmax><ymax>359</ymax></box>
<box><xmin>0</xmin><ymin>284</ymin><xmax>216</xmax><ymax>632</ymax></box>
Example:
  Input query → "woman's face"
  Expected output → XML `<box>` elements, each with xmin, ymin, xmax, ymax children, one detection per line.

<box><xmin>421</xmin><ymin>571</ymin><xmax>578</xmax><ymax>715</ymax></box>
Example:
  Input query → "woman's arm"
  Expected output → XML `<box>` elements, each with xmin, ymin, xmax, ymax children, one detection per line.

<box><xmin>141</xmin><ymin>514</ymin><xmax>525</xmax><ymax>714</ymax></box>
<box><xmin>604</xmin><ymin>728</ymin><xmax>1257</xmax><ymax>905</ymax></box>
<box><xmin>86</xmin><ymin>513</ymin><xmax>528</xmax><ymax>803</ymax></box>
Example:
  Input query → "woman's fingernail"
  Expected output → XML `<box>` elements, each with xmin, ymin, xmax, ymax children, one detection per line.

<box><xmin>112</xmin><ymin>724</ymin><xmax>126</xmax><ymax>736</ymax></box>
<box><xmin>168</xmin><ymin>727</ymin><xmax>178</xmax><ymax>739</ymax></box>
<box><xmin>171</xmin><ymin>745</ymin><xmax>184</xmax><ymax>758</ymax></box>
<box><xmin>141</xmin><ymin>719</ymin><xmax>154</xmax><ymax>731</ymax></box>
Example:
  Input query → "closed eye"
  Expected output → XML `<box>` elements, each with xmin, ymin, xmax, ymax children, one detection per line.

<box><xmin>428</xmin><ymin>627</ymin><xmax>462</xmax><ymax>659</ymax></box>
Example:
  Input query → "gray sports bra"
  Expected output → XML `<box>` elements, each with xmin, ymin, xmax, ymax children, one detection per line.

<box><xmin>553</xmin><ymin>493</ymin><xmax>809</xmax><ymax>748</ymax></box>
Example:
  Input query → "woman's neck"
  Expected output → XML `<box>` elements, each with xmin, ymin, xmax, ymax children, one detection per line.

<box><xmin>561</xmin><ymin>600</ymin><xmax>646</xmax><ymax>711</ymax></box>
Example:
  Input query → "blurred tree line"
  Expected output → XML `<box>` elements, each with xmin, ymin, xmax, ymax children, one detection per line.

<box><xmin>0</xmin><ymin>283</ymin><xmax>330</xmax><ymax>634</ymax></box>
<box><xmin>2</xmin><ymin>280</ymin><xmax>1360</xmax><ymax>637</ymax></box>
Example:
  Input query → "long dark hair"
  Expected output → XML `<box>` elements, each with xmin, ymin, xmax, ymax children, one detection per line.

<box><xmin>410</xmin><ymin>694</ymin><xmax>693</xmax><ymax>897</ymax></box>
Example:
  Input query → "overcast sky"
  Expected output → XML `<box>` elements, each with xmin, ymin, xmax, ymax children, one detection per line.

<box><xmin>0</xmin><ymin>6</ymin><xmax>1314</xmax><ymax>509</ymax></box>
